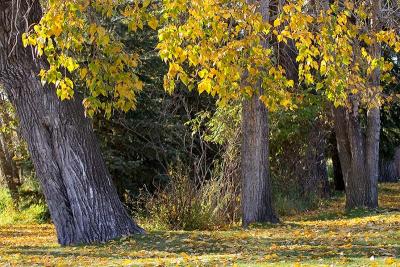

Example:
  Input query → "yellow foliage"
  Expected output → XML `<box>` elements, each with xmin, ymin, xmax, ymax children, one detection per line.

<box><xmin>22</xmin><ymin>0</ymin><xmax>159</xmax><ymax>116</ymax></box>
<box><xmin>158</xmin><ymin>0</ymin><xmax>297</xmax><ymax>111</ymax></box>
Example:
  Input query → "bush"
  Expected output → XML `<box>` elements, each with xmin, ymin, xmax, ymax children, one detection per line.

<box><xmin>137</xmin><ymin>163</ymin><xmax>241</xmax><ymax>231</ymax></box>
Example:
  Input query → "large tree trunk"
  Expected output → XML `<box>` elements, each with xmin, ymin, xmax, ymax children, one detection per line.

<box><xmin>365</xmin><ymin>0</ymin><xmax>382</xmax><ymax>208</ymax></box>
<box><xmin>242</xmin><ymin>95</ymin><xmax>278</xmax><ymax>226</ymax></box>
<box><xmin>0</xmin><ymin>0</ymin><xmax>143</xmax><ymax>245</ymax></box>
<box><xmin>241</xmin><ymin>0</ymin><xmax>278</xmax><ymax>227</ymax></box>
<box><xmin>332</xmin><ymin>0</ymin><xmax>382</xmax><ymax>210</ymax></box>
<box><xmin>333</xmin><ymin>105</ymin><xmax>379</xmax><ymax>209</ymax></box>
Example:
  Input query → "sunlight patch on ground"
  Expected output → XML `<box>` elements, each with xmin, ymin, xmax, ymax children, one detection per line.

<box><xmin>0</xmin><ymin>183</ymin><xmax>399</xmax><ymax>266</ymax></box>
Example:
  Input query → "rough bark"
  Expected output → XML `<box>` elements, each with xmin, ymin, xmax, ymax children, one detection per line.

<box><xmin>241</xmin><ymin>0</ymin><xmax>278</xmax><ymax>226</ymax></box>
<box><xmin>333</xmin><ymin>105</ymin><xmax>379</xmax><ymax>209</ymax></box>
<box><xmin>331</xmin><ymin>0</ymin><xmax>382</xmax><ymax>210</ymax></box>
<box><xmin>0</xmin><ymin>0</ymin><xmax>144</xmax><ymax>245</ymax></box>
<box><xmin>365</xmin><ymin>0</ymin><xmax>382</xmax><ymax>208</ymax></box>
<box><xmin>242</xmin><ymin>94</ymin><xmax>278</xmax><ymax>226</ymax></box>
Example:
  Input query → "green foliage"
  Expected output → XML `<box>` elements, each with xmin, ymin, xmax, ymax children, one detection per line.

<box><xmin>278</xmin><ymin>1</ymin><xmax>400</xmax><ymax>108</ymax></box>
<box><xmin>0</xmin><ymin>188</ymin><xmax>48</xmax><ymax>225</ymax></box>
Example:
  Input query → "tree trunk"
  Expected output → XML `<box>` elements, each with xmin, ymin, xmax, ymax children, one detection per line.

<box><xmin>241</xmin><ymin>0</ymin><xmax>278</xmax><ymax>227</ymax></box>
<box><xmin>242</xmin><ymin>95</ymin><xmax>278</xmax><ymax>226</ymax></box>
<box><xmin>0</xmin><ymin>0</ymin><xmax>143</xmax><ymax>245</ymax></box>
<box><xmin>333</xmin><ymin>106</ymin><xmax>379</xmax><ymax>210</ymax></box>
<box><xmin>332</xmin><ymin>0</ymin><xmax>381</xmax><ymax>210</ymax></box>
<box><xmin>365</xmin><ymin>0</ymin><xmax>382</xmax><ymax>208</ymax></box>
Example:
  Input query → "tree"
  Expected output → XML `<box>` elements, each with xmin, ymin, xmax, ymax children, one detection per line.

<box><xmin>277</xmin><ymin>0</ymin><xmax>400</xmax><ymax>209</ymax></box>
<box><xmin>0</xmin><ymin>0</ymin><xmax>145</xmax><ymax>245</ymax></box>
<box><xmin>240</xmin><ymin>0</ymin><xmax>279</xmax><ymax>226</ymax></box>
<box><xmin>157</xmin><ymin>0</ymin><xmax>302</xmax><ymax>225</ymax></box>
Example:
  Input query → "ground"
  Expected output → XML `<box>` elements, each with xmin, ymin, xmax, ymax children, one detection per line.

<box><xmin>0</xmin><ymin>184</ymin><xmax>399</xmax><ymax>266</ymax></box>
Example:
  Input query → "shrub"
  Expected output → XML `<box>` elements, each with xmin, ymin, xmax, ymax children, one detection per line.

<box><xmin>138</xmin><ymin>162</ymin><xmax>241</xmax><ymax>231</ymax></box>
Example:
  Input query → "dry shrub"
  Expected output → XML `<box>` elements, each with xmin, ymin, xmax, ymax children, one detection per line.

<box><xmin>141</xmin><ymin>155</ymin><xmax>241</xmax><ymax>230</ymax></box>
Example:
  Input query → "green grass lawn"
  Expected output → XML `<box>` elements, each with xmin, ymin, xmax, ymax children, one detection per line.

<box><xmin>0</xmin><ymin>183</ymin><xmax>399</xmax><ymax>266</ymax></box>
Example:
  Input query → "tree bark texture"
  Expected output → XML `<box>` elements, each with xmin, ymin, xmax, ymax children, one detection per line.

<box><xmin>0</xmin><ymin>0</ymin><xmax>144</xmax><ymax>245</ymax></box>
<box><xmin>333</xmin><ymin>106</ymin><xmax>379</xmax><ymax>209</ymax></box>
<box><xmin>241</xmin><ymin>0</ymin><xmax>278</xmax><ymax>226</ymax></box>
<box><xmin>242</xmin><ymin>94</ymin><xmax>278</xmax><ymax>226</ymax></box>
<box><xmin>331</xmin><ymin>0</ymin><xmax>382</xmax><ymax>210</ymax></box>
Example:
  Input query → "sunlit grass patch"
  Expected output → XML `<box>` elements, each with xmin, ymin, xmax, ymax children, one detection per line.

<box><xmin>0</xmin><ymin>183</ymin><xmax>399</xmax><ymax>266</ymax></box>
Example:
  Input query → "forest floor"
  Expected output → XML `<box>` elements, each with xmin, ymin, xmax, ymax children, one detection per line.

<box><xmin>0</xmin><ymin>183</ymin><xmax>399</xmax><ymax>266</ymax></box>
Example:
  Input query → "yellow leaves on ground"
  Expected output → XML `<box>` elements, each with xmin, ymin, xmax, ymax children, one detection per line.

<box><xmin>0</xmin><ymin>183</ymin><xmax>399</xmax><ymax>266</ymax></box>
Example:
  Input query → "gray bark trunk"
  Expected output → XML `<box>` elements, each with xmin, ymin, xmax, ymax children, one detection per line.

<box><xmin>332</xmin><ymin>0</ymin><xmax>381</xmax><ymax>210</ymax></box>
<box><xmin>241</xmin><ymin>0</ymin><xmax>278</xmax><ymax>226</ymax></box>
<box><xmin>333</xmin><ymin>105</ymin><xmax>379</xmax><ymax>209</ymax></box>
<box><xmin>242</xmin><ymin>95</ymin><xmax>278</xmax><ymax>226</ymax></box>
<box><xmin>0</xmin><ymin>0</ymin><xmax>143</xmax><ymax>245</ymax></box>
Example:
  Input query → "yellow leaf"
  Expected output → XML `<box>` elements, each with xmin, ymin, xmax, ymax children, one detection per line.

<box><xmin>385</xmin><ymin>257</ymin><xmax>395</xmax><ymax>265</ymax></box>
<box><xmin>274</xmin><ymin>18</ymin><xmax>281</xmax><ymax>27</ymax></box>
<box><xmin>198</xmin><ymin>78</ymin><xmax>212</xmax><ymax>94</ymax></box>
<box><xmin>148</xmin><ymin>17</ymin><xmax>159</xmax><ymax>30</ymax></box>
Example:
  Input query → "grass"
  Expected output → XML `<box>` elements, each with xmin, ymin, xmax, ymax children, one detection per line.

<box><xmin>0</xmin><ymin>188</ymin><xmax>48</xmax><ymax>226</ymax></box>
<box><xmin>0</xmin><ymin>183</ymin><xmax>399</xmax><ymax>266</ymax></box>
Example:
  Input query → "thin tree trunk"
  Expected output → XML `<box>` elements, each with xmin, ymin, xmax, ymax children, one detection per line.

<box><xmin>0</xmin><ymin>0</ymin><xmax>143</xmax><ymax>245</ymax></box>
<box><xmin>365</xmin><ymin>0</ymin><xmax>382</xmax><ymax>208</ymax></box>
<box><xmin>241</xmin><ymin>0</ymin><xmax>278</xmax><ymax>226</ymax></box>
